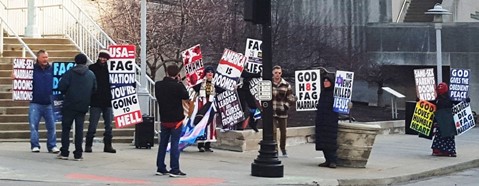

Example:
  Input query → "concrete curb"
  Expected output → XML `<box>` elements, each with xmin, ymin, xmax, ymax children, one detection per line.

<box><xmin>337</xmin><ymin>159</ymin><xmax>479</xmax><ymax>186</ymax></box>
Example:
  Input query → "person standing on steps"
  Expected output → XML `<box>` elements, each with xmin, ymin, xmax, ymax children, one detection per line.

<box><xmin>22</xmin><ymin>50</ymin><xmax>59</xmax><ymax>153</ymax></box>
<box><xmin>57</xmin><ymin>53</ymin><xmax>97</xmax><ymax>161</ymax></box>
<box><xmin>315</xmin><ymin>76</ymin><xmax>339</xmax><ymax>168</ymax></box>
<box><xmin>272</xmin><ymin>65</ymin><xmax>296</xmax><ymax>158</ymax></box>
<box><xmin>85</xmin><ymin>50</ymin><xmax>116</xmax><ymax>153</ymax></box>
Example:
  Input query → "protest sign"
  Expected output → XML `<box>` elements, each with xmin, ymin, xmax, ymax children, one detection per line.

<box><xmin>410</xmin><ymin>100</ymin><xmax>436</xmax><ymax>136</ymax></box>
<box><xmin>181</xmin><ymin>44</ymin><xmax>204</xmax><ymax>88</ymax></box>
<box><xmin>414</xmin><ymin>68</ymin><xmax>436</xmax><ymax>101</ymax></box>
<box><xmin>213</xmin><ymin>49</ymin><xmax>246</xmax><ymax>91</ymax></box>
<box><xmin>452</xmin><ymin>101</ymin><xmax>475</xmax><ymax>135</ymax></box>
<box><xmin>244</xmin><ymin>39</ymin><xmax>263</xmax><ymax>100</ymax></box>
<box><xmin>216</xmin><ymin>90</ymin><xmax>244</xmax><ymax>128</ymax></box>
<box><xmin>12</xmin><ymin>58</ymin><xmax>34</xmax><ymax>101</ymax></box>
<box><xmin>295</xmin><ymin>70</ymin><xmax>320</xmax><ymax>111</ymax></box>
<box><xmin>333</xmin><ymin>70</ymin><xmax>354</xmax><ymax>114</ymax></box>
<box><xmin>52</xmin><ymin>62</ymin><xmax>76</xmax><ymax>122</ymax></box>
<box><xmin>108</xmin><ymin>45</ymin><xmax>142</xmax><ymax>128</ymax></box>
<box><xmin>449</xmin><ymin>69</ymin><xmax>470</xmax><ymax>102</ymax></box>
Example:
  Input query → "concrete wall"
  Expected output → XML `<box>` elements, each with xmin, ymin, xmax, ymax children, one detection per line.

<box><xmin>391</xmin><ymin>0</ymin><xmax>479</xmax><ymax>23</ymax></box>
<box><xmin>367</xmin><ymin>22</ymin><xmax>479</xmax><ymax>111</ymax></box>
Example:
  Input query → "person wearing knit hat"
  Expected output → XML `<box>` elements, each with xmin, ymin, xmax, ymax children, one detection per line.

<box><xmin>98</xmin><ymin>50</ymin><xmax>111</xmax><ymax>60</ymax></box>
<box><xmin>84</xmin><ymin>49</ymin><xmax>116</xmax><ymax>153</ymax></box>
<box><xmin>57</xmin><ymin>53</ymin><xmax>97</xmax><ymax>160</ymax></box>
<box><xmin>192</xmin><ymin>65</ymin><xmax>217</xmax><ymax>152</ymax></box>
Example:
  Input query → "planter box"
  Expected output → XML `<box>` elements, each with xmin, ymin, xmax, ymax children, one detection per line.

<box><xmin>337</xmin><ymin>122</ymin><xmax>381</xmax><ymax>168</ymax></box>
<box><xmin>212</xmin><ymin>126</ymin><xmax>315</xmax><ymax>152</ymax></box>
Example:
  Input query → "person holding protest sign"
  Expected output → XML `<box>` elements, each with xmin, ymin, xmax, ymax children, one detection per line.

<box><xmin>21</xmin><ymin>50</ymin><xmax>59</xmax><ymax>153</ymax></box>
<box><xmin>192</xmin><ymin>66</ymin><xmax>218</xmax><ymax>152</ymax></box>
<box><xmin>272</xmin><ymin>65</ymin><xmax>296</xmax><ymax>158</ymax></box>
<box><xmin>155</xmin><ymin>65</ymin><xmax>189</xmax><ymax>177</ymax></box>
<box><xmin>315</xmin><ymin>76</ymin><xmax>339</xmax><ymax>168</ymax></box>
<box><xmin>431</xmin><ymin>82</ymin><xmax>470</xmax><ymax>157</ymax></box>
<box><xmin>57</xmin><ymin>53</ymin><xmax>97</xmax><ymax>161</ymax></box>
<box><xmin>85</xmin><ymin>50</ymin><xmax>116</xmax><ymax>153</ymax></box>
<box><xmin>237</xmin><ymin>70</ymin><xmax>261</xmax><ymax>132</ymax></box>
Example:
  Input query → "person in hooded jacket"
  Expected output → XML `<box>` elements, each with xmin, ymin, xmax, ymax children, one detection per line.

<box><xmin>85</xmin><ymin>50</ymin><xmax>116</xmax><ymax>153</ymax></box>
<box><xmin>57</xmin><ymin>53</ymin><xmax>97</xmax><ymax>161</ymax></box>
<box><xmin>431</xmin><ymin>82</ymin><xmax>457</xmax><ymax>157</ymax></box>
<box><xmin>315</xmin><ymin>75</ymin><xmax>339</xmax><ymax>168</ymax></box>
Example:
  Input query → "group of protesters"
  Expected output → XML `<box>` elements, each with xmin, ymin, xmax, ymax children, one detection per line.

<box><xmin>21</xmin><ymin>46</ymin><xmax>472</xmax><ymax>178</ymax></box>
<box><xmin>22</xmin><ymin>50</ymin><xmax>117</xmax><ymax>161</ymax></box>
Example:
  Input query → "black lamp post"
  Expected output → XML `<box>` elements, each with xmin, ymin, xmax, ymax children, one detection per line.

<box><xmin>244</xmin><ymin>0</ymin><xmax>284</xmax><ymax>177</ymax></box>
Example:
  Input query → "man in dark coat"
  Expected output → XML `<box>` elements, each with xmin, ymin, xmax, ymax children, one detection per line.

<box><xmin>57</xmin><ymin>53</ymin><xmax>97</xmax><ymax>161</ymax></box>
<box><xmin>315</xmin><ymin>75</ymin><xmax>339</xmax><ymax>168</ymax></box>
<box><xmin>85</xmin><ymin>50</ymin><xmax>116</xmax><ymax>153</ymax></box>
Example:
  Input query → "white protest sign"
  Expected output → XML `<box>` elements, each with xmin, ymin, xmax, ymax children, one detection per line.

<box><xmin>333</xmin><ymin>70</ymin><xmax>354</xmax><ymax>114</ymax></box>
<box><xmin>12</xmin><ymin>58</ymin><xmax>34</xmax><ymax>101</ymax></box>
<box><xmin>449</xmin><ymin>69</ymin><xmax>470</xmax><ymax>102</ymax></box>
<box><xmin>108</xmin><ymin>45</ymin><xmax>143</xmax><ymax>128</ymax></box>
<box><xmin>295</xmin><ymin>70</ymin><xmax>321</xmax><ymax>111</ymax></box>
<box><xmin>181</xmin><ymin>44</ymin><xmax>204</xmax><ymax>88</ymax></box>
<box><xmin>414</xmin><ymin>68</ymin><xmax>436</xmax><ymax>101</ymax></box>
<box><xmin>213</xmin><ymin>49</ymin><xmax>246</xmax><ymax>91</ymax></box>
<box><xmin>452</xmin><ymin>101</ymin><xmax>475</xmax><ymax>136</ymax></box>
<box><xmin>244</xmin><ymin>39</ymin><xmax>263</xmax><ymax>100</ymax></box>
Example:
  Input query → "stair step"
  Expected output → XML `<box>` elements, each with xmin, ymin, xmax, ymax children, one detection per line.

<box><xmin>0</xmin><ymin>57</ymin><xmax>75</xmax><ymax>63</ymax></box>
<box><xmin>0</xmin><ymin>106</ymin><xmax>29</xmax><ymax>115</ymax></box>
<box><xmin>3</xmin><ymin>44</ymin><xmax>78</xmax><ymax>51</ymax></box>
<box><xmin>3</xmin><ymin>37</ymin><xmax>73</xmax><ymax>45</ymax></box>
<box><xmin>0</xmin><ymin>99</ymin><xmax>29</xmax><ymax>107</ymax></box>
<box><xmin>0</xmin><ymin>121</ymin><xmax>137</xmax><ymax>130</ymax></box>
<box><xmin>3</xmin><ymin>51</ymin><xmax>80</xmax><ymax>58</ymax></box>
<box><xmin>0</xmin><ymin>64</ymin><xmax>13</xmax><ymax>70</ymax></box>
<box><xmin>0</xmin><ymin>136</ymin><xmax>137</xmax><ymax>144</ymax></box>
<box><xmin>0</xmin><ymin>128</ymin><xmax>135</xmax><ymax>139</ymax></box>
<box><xmin>0</xmin><ymin>77</ymin><xmax>13</xmax><ymax>85</ymax></box>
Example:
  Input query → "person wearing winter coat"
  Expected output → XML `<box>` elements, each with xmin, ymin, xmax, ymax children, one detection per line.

<box><xmin>85</xmin><ymin>50</ymin><xmax>116</xmax><ymax>153</ymax></box>
<box><xmin>315</xmin><ymin>76</ymin><xmax>339</xmax><ymax>168</ymax></box>
<box><xmin>57</xmin><ymin>53</ymin><xmax>97</xmax><ymax>161</ymax></box>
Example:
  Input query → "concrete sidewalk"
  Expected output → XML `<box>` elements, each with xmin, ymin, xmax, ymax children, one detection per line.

<box><xmin>1</xmin><ymin>127</ymin><xmax>478</xmax><ymax>186</ymax></box>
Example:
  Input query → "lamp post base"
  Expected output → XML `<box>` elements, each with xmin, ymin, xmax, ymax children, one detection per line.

<box><xmin>251</xmin><ymin>140</ymin><xmax>284</xmax><ymax>177</ymax></box>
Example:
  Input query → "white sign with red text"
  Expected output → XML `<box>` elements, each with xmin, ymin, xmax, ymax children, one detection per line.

<box><xmin>108</xmin><ymin>45</ymin><xmax>143</xmax><ymax>128</ymax></box>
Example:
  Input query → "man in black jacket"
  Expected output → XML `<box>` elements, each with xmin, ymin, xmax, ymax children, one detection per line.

<box><xmin>155</xmin><ymin>65</ymin><xmax>189</xmax><ymax>177</ymax></box>
<box><xmin>57</xmin><ymin>53</ymin><xmax>97</xmax><ymax>161</ymax></box>
<box><xmin>85</xmin><ymin>50</ymin><xmax>116</xmax><ymax>153</ymax></box>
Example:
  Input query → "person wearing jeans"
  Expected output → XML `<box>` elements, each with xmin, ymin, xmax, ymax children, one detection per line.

<box><xmin>25</xmin><ymin>50</ymin><xmax>59</xmax><ymax>153</ymax></box>
<box><xmin>155</xmin><ymin>64</ymin><xmax>189</xmax><ymax>177</ymax></box>
<box><xmin>85</xmin><ymin>50</ymin><xmax>116</xmax><ymax>153</ymax></box>
<box><xmin>29</xmin><ymin>103</ymin><xmax>57</xmax><ymax>152</ymax></box>
<box><xmin>156</xmin><ymin>122</ymin><xmax>183</xmax><ymax>176</ymax></box>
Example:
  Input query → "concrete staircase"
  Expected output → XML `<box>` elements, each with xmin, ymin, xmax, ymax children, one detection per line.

<box><xmin>0</xmin><ymin>37</ymin><xmax>136</xmax><ymax>144</ymax></box>
<box><xmin>403</xmin><ymin>0</ymin><xmax>437</xmax><ymax>22</ymax></box>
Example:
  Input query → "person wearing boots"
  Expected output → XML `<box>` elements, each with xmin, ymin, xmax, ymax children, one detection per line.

<box><xmin>85</xmin><ymin>50</ymin><xmax>116</xmax><ymax>153</ymax></box>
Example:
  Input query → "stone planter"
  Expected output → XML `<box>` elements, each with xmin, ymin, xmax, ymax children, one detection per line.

<box><xmin>337</xmin><ymin>122</ymin><xmax>380</xmax><ymax>168</ymax></box>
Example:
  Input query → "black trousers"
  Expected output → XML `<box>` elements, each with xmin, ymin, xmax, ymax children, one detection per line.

<box><xmin>323</xmin><ymin>149</ymin><xmax>337</xmax><ymax>164</ymax></box>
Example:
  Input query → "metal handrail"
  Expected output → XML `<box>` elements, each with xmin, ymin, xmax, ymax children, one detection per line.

<box><xmin>396</xmin><ymin>0</ymin><xmax>411</xmax><ymax>23</ymax></box>
<box><xmin>0</xmin><ymin>17</ymin><xmax>36</xmax><ymax>59</ymax></box>
<box><xmin>0</xmin><ymin>0</ymin><xmax>157</xmax><ymax>117</ymax></box>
